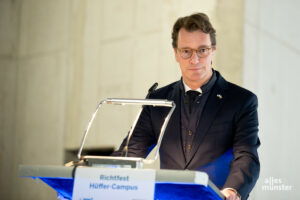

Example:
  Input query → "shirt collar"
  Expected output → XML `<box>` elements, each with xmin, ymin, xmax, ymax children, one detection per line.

<box><xmin>181</xmin><ymin>69</ymin><xmax>216</xmax><ymax>94</ymax></box>
<box><xmin>182</xmin><ymin>80</ymin><xmax>202</xmax><ymax>93</ymax></box>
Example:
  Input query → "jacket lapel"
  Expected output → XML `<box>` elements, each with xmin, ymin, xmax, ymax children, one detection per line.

<box><xmin>185</xmin><ymin>73</ymin><xmax>228</xmax><ymax>167</ymax></box>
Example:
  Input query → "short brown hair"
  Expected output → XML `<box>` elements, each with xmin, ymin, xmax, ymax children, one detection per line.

<box><xmin>171</xmin><ymin>13</ymin><xmax>216</xmax><ymax>48</ymax></box>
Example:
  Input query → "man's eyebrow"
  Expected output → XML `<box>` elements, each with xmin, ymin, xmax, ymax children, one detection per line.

<box><xmin>178</xmin><ymin>45</ymin><xmax>211</xmax><ymax>49</ymax></box>
<box><xmin>177</xmin><ymin>46</ymin><xmax>191</xmax><ymax>49</ymax></box>
<box><xmin>197</xmin><ymin>45</ymin><xmax>211</xmax><ymax>48</ymax></box>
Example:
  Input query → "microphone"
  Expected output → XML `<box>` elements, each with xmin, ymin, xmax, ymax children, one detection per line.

<box><xmin>121</xmin><ymin>82</ymin><xmax>158</xmax><ymax>157</ymax></box>
<box><xmin>146</xmin><ymin>82</ymin><xmax>158</xmax><ymax>99</ymax></box>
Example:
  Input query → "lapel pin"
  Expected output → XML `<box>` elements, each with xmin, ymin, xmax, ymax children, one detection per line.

<box><xmin>217</xmin><ymin>94</ymin><xmax>223</xmax><ymax>99</ymax></box>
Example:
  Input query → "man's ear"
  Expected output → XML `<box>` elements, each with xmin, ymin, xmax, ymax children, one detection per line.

<box><xmin>212</xmin><ymin>46</ymin><xmax>216</xmax><ymax>53</ymax></box>
<box><xmin>211</xmin><ymin>46</ymin><xmax>216</xmax><ymax>57</ymax></box>
<box><xmin>174</xmin><ymin>48</ymin><xmax>179</xmax><ymax>62</ymax></box>
<box><xmin>213</xmin><ymin>46</ymin><xmax>216</xmax><ymax>51</ymax></box>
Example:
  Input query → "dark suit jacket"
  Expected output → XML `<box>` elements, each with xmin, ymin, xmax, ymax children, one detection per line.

<box><xmin>114</xmin><ymin>71</ymin><xmax>260</xmax><ymax>199</ymax></box>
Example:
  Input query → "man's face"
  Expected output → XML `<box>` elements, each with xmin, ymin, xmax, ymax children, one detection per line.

<box><xmin>174</xmin><ymin>28</ymin><xmax>215</xmax><ymax>86</ymax></box>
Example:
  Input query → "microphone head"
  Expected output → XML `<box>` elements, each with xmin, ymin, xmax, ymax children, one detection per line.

<box><xmin>148</xmin><ymin>82</ymin><xmax>158</xmax><ymax>93</ymax></box>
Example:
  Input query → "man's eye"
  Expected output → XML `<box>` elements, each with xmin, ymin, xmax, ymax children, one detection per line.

<box><xmin>183</xmin><ymin>49</ymin><xmax>191</xmax><ymax>54</ymax></box>
<box><xmin>198</xmin><ymin>48</ymin><xmax>207</xmax><ymax>53</ymax></box>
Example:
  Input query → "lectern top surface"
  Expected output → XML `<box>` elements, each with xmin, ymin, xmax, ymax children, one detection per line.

<box><xmin>19</xmin><ymin>165</ymin><xmax>224</xmax><ymax>200</ymax></box>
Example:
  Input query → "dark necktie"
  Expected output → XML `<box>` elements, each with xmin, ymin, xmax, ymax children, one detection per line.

<box><xmin>186</xmin><ymin>90</ymin><xmax>200</xmax><ymax>114</ymax></box>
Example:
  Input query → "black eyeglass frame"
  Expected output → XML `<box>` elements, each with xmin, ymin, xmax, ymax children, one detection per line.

<box><xmin>177</xmin><ymin>46</ymin><xmax>215</xmax><ymax>59</ymax></box>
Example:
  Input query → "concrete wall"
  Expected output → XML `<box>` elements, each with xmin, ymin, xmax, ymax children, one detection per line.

<box><xmin>0</xmin><ymin>0</ymin><xmax>67</xmax><ymax>199</ymax></box>
<box><xmin>0</xmin><ymin>0</ymin><xmax>244</xmax><ymax>199</ymax></box>
<box><xmin>243</xmin><ymin>0</ymin><xmax>300</xmax><ymax>199</ymax></box>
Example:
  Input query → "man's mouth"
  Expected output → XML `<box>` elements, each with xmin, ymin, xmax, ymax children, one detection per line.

<box><xmin>188</xmin><ymin>67</ymin><xmax>201</xmax><ymax>71</ymax></box>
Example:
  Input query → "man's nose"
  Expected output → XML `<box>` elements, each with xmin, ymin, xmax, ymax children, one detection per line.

<box><xmin>190</xmin><ymin>51</ymin><xmax>199</xmax><ymax>65</ymax></box>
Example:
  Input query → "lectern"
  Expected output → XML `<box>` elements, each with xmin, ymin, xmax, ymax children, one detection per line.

<box><xmin>19</xmin><ymin>98</ymin><xmax>225</xmax><ymax>199</ymax></box>
<box><xmin>19</xmin><ymin>165</ymin><xmax>225</xmax><ymax>200</ymax></box>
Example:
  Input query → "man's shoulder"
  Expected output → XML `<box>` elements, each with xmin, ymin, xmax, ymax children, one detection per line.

<box><xmin>223</xmin><ymin>79</ymin><xmax>258</xmax><ymax>106</ymax></box>
<box><xmin>216</xmin><ymin>71</ymin><xmax>257</xmax><ymax>103</ymax></box>
<box><xmin>228</xmin><ymin>82</ymin><xmax>256</xmax><ymax>98</ymax></box>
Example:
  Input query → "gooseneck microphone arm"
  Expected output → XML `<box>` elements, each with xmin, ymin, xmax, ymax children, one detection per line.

<box><xmin>121</xmin><ymin>82</ymin><xmax>158</xmax><ymax>157</ymax></box>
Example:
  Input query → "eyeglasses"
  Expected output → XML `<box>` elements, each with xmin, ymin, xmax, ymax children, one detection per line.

<box><xmin>177</xmin><ymin>46</ymin><xmax>214</xmax><ymax>59</ymax></box>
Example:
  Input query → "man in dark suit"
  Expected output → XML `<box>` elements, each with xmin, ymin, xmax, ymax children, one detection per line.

<box><xmin>113</xmin><ymin>13</ymin><xmax>260</xmax><ymax>200</ymax></box>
